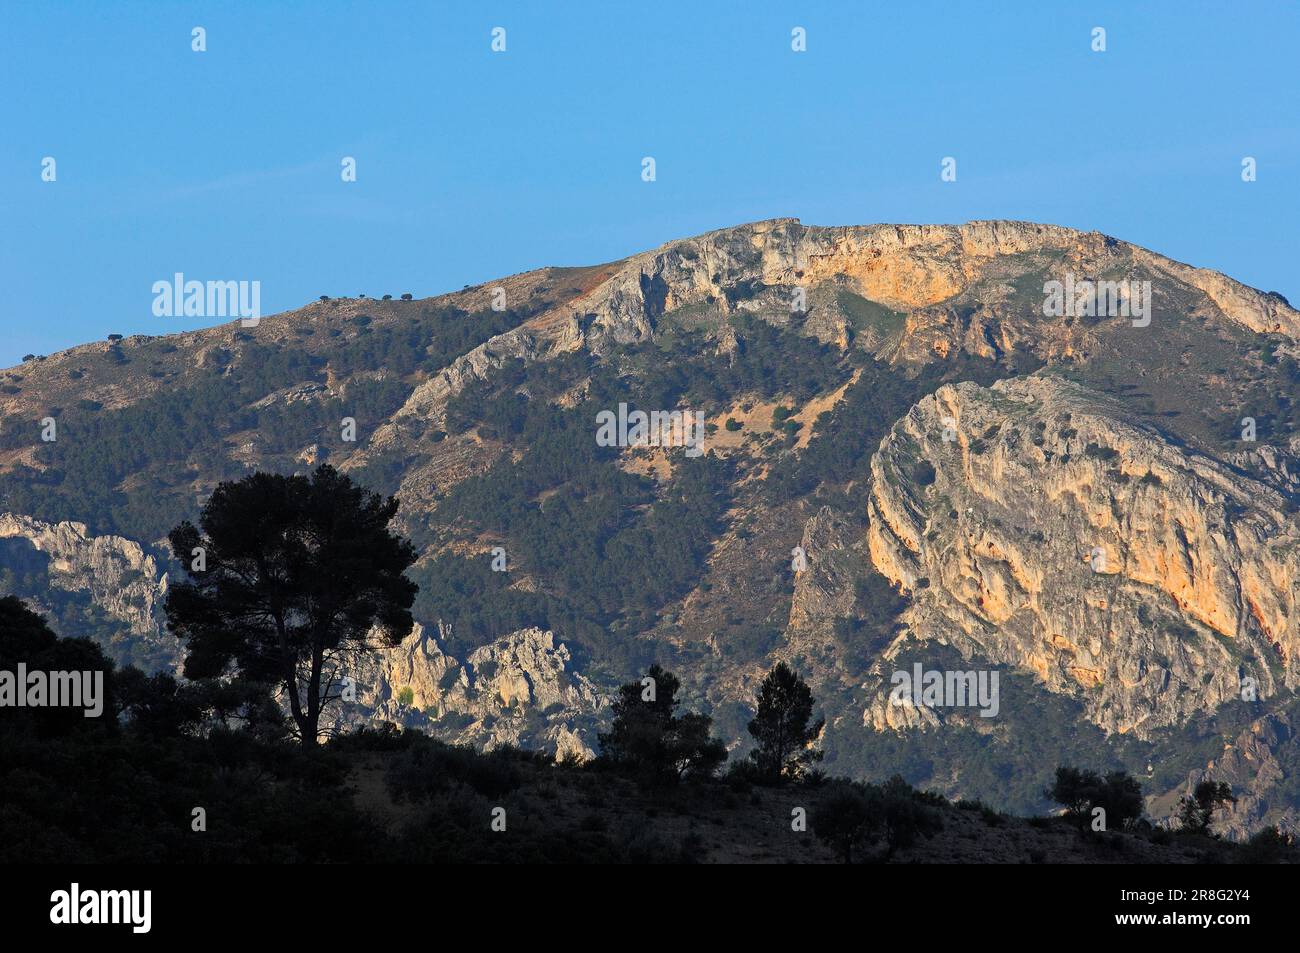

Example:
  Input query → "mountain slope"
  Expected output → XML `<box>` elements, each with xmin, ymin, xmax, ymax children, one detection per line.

<box><xmin>3</xmin><ymin>218</ymin><xmax>1298</xmax><ymax>835</ymax></box>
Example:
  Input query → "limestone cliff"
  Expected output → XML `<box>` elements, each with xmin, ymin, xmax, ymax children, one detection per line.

<box><xmin>0</xmin><ymin>512</ymin><xmax>177</xmax><ymax>669</ymax></box>
<box><xmin>574</xmin><ymin>219</ymin><xmax>1299</xmax><ymax>350</ymax></box>
<box><xmin>866</xmin><ymin>375</ymin><xmax>1300</xmax><ymax>736</ymax></box>
<box><xmin>332</xmin><ymin>622</ymin><xmax>607</xmax><ymax>760</ymax></box>
<box><xmin>786</xmin><ymin>506</ymin><xmax>861</xmax><ymax>638</ymax></box>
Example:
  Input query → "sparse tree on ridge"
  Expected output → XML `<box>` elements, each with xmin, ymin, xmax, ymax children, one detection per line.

<box><xmin>812</xmin><ymin>775</ymin><xmax>940</xmax><ymax>863</ymax></box>
<box><xmin>747</xmin><ymin>661</ymin><xmax>824</xmax><ymax>783</ymax></box>
<box><xmin>812</xmin><ymin>783</ymin><xmax>874</xmax><ymax>863</ymax></box>
<box><xmin>1046</xmin><ymin>765</ymin><xmax>1144</xmax><ymax>831</ymax></box>
<box><xmin>597</xmin><ymin>664</ymin><xmax>727</xmax><ymax>783</ymax></box>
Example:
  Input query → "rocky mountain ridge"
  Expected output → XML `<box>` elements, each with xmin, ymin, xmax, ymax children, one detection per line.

<box><xmin>3</xmin><ymin>217</ymin><xmax>1298</xmax><ymax>834</ymax></box>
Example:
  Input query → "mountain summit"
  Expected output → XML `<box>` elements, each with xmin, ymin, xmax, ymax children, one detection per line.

<box><xmin>3</xmin><ymin>219</ymin><xmax>1298</xmax><ymax>837</ymax></box>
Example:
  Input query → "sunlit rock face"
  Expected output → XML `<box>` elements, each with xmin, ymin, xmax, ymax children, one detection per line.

<box><xmin>0</xmin><ymin>512</ymin><xmax>177</xmax><ymax>669</ymax></box>
<box><xmin>332</xmin><ymin>622</ymin><xmax>607</xmax><ymax>760</ymax></box>
<box><xmin>867</xmin><ymin>375</ymin><xmax>1300</xmax><ymax>736</ymax></box>
<box><xmin>565</xmin><ymin>218</ymin><xmax>1300</xmax><ymax>358</ymax></box>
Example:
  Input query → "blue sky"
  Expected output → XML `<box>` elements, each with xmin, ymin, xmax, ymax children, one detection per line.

<box><xmin>1</xmin><ymin>1</ymin><xmax>1296</xmax><ymax>367</ymax></box>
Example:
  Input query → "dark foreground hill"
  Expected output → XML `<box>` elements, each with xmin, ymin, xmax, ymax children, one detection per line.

<box><xmin>336</xmin><ymin>731</ymin><xmax>1292</xmax><ymax>865</ymax></box>
<box><xmin>2</xmin><ymin>595</ymin><xmax>1292</xmax><ymax>864</ymax></box>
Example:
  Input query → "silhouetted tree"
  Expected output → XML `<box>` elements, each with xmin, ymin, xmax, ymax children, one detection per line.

<box><xmin>0</xmin><ymin>597</ymin><xmax>396</xmax><ymax>863</ymax></box>
<box><xmin>165</xmin><ymin>465</ymin><xmax>417</xmax><ymax>749</ymax></box>
<box><xmin>875</xmin><ymin>775</ymin><xmax>943</xmax><ymax>859</ymax></box>
<box><xmin>747</xmin><ymin>661</ymin><xmax>823</xmax><ymax>782</ymax></box>
<box><xmin>1095</xmin><ymin>771</ymin><xmax>1145</xmax><ymax>831</ymax></box>
<box><xmin>1240</xmin><ymin>824</ymin><xmax>1296</xmax><ymax>863</ymax></box>
<box><xmin>1047</xmin><ymin>766</ymin><xmax>1144</xmax><ymax>831</ymax></box>
<box><xmin>0</xmin><ymin>596</ymin><xmax>116</xmax><ymax>739</ymax></box>
<box><xmin>1178</xmin><ymin>780</ymin><xmax>1236</xmax><ymax>835</ymax></box>
<box><xmin>597</xmin><ymin>664</ymin><xmax>726</xmax><ymax>783</ymax></box>
<box><xmin>812</xmin><ymin>782</ymin><xmax>874</xmax><ymax>863</ymax></box>
<box><xmin>113</xmin><ymin>669</ymin><xmax>286</xmax><ymax>743</ymax></box>
<box><xmin>812</xmin><ymin>776</ymin><xmax>940</xmax><ymax>863</ymax></box>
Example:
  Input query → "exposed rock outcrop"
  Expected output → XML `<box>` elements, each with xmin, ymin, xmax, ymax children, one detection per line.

<box><xmin>333</xmin><ymin>622</ymin><xmax>607</xmax><ymax>760</ymax></box>
<box><xmin>1180</xmin><ymin>712</ymin><xmax>1294</xmax><ymax>840</ymax></box>
<box><xmin>575</xmin><ymin>218</ymin><xmax>1300</xmax><ymax>354</ymax></box>
<box><xmin>786</xmin><ymin>506</ymin><xmax>861</xmax><ymax>640</ymax></box>
<box><xmin>866</xmin><ymin>375</ymin><xmax>1300</xmax><ymax>737</ymax></box>
<box><xmin>0</xmin><ymin>512</ymin><xmax>177</xmax><ymax>669</ymax></box>
<box><xmin>4</xmin><ymin>217</ymin><xmax>1299</xmax><ymax>825</ymax></box>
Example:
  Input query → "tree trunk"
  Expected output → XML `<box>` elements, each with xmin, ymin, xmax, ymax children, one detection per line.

<box><xmin>272</xmin><ymin>608</ymin><xmax>311</xmax><ymax>748</ymax></box>
<box><xmin>301</xmin><ymin>645</ymin><xmax>324</xmax><ymax>749</ymax></box>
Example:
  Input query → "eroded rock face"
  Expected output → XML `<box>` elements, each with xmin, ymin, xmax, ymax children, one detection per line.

<box><xmin>574</xmin><ymin>218</ymin><xmax>1300</xmax><ymax>354</ymax></box>
<box><xmin>0</xmin><ymin>514</ymin><xmax>608</xmax><ymax>758</ymax></box>
<box><xmin>579</xmin><ymin>219</ymin><xmax>1070</xmax><ymax>341</ymax></box>
<box><xmin>333</xmin><ymin>623</ymin><xmax>607</xmax><ymax>760</ymax></box>
<box><xmin>374</xmin><ymin>317</ymin><xmax>586</xmax><ymax>438</ymax></box>
<box><xmin>4</xmin><ymin>217</ymin><xmax>1299</xmax><ymax>818</ymax></box>
<box><xmin>0</xmin><ymin>512</ymin><xmax>177</xmax><ymax>669</ymax></box>
<box><xmin>787</xmin><ymin>506</ymin><xmax>860</xmax><ymax>638</ymax></box>
<box><xmin>866</xmin><ymin>376</ymin><xmax>1300</xmax><ymax>736</ymax></box>
<box><xmin>1179</xmin><ymin>713</ymin><xmax>1294</xmax><ymax>840</ymax></box>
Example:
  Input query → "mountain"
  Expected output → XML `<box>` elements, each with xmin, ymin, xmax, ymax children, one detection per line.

<box><xmin>3</xmin><ymin>218</ymin><xmax>1298</xmax><ymax>838</ymax></box>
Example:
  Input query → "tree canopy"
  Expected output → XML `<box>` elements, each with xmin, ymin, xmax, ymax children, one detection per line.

<box><xmin>597</xmin><ymin>664</ymin><xmax>726</xmax><ymax>783</ymax></box>
<box><xmin>165</xmin><ymin>464</ymin><xmax>417</xmax><ymax>748</ymax></box>
<box><xmin>747</xmin><ymin>661</ymin><xmax>824</xmax><ymax>782</ymax></box>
